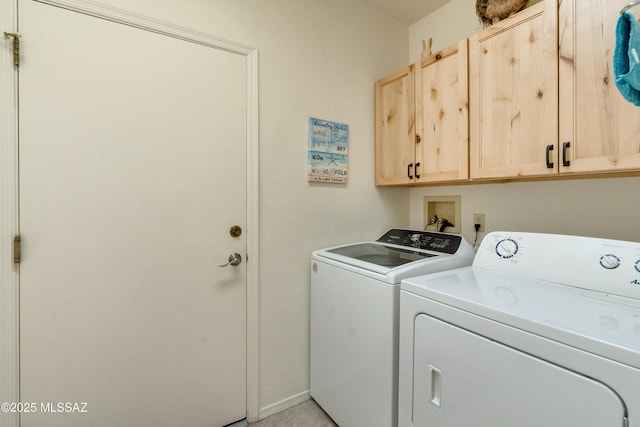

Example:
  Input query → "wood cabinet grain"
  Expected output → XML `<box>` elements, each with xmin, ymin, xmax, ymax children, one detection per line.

<box><xmin>374</xmin><ymin>64</ymin><xmax>416</xmax><ymax>186</ymax></box>
<box><xmin>415</xmin><ymin>39</ymin><xmax>469</xmax><ymax>183</ymax></box>
<box><xmin>559</xmin><ymin>0</ymin><xmax>640</xmax><ymax>174</ymax></box>
<box><xmin>469</xmin><ymin>0</ymin><xmax>558</xmax><ymax>180</ymax></box>
<box><xmin>375</xmin><ymin>40</ymin><xmax>469</xmax><ymax>186</ymax></box>
<box><xmin>375</xmin><ymin>0</ymin><xmax>640</xmax><ymax>186</ymax></box>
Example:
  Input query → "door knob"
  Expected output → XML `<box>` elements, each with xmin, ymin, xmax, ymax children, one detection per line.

<box><xmin>218</xmin><ymin>253</ymin><xmax>242</xmax><ymax>267</ymax></box>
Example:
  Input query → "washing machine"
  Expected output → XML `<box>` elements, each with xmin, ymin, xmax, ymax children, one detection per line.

<box><xmin>399</xmin><ymin>231</ymin><xmax>640</xmax><ymax>427</ymax></box>
<box><xmin>310</xmin><ymin>229</ymin><xmax>475</xmax><ymax>427</ymax></box>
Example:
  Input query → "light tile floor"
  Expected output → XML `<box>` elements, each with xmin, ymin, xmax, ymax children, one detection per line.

<box><xmin>249</xmin><ymin>399</ymin><xmax>337</xmax><ymax>427</ymax></box>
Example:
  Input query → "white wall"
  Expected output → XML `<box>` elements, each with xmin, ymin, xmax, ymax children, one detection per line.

<box><xmin>409</xmin><ymin>0</ymin><xmax>542</xmax><ymax>61</ymax></box>
<box><xmin>86</xmin><ymin>0</ymin><xmax>410</xmax><ymax>417</ymax></box>
<box><xmin>408</xmin><ymin>1</ymin><xmax>640</xmax><ymax>246</ymax></box>
<box><xmin>409</xmin><ymin>177</ymin><xmax>640</xmax><ymax>246</ymax></box>
<box><xmin>409</xmin><ymin>0</ymin><xmax>481</xmax><ymax>61</ymax></box>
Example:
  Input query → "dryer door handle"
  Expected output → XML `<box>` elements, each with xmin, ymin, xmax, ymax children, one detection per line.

<box><xmin>429</xmin><ymin>364</ymin><xmax>442</xmax><ymax>409</ymax></box>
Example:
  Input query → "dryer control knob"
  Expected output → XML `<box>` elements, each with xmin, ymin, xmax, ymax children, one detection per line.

<box><xmin>495</xmin><ymin>239</ymin><xmax>518</xmax><ymax>259</ymax></box>
<box><xmin>599</xmin><ymin>254</ymin><xmax>621</xmax><ymax>270</ymax></box>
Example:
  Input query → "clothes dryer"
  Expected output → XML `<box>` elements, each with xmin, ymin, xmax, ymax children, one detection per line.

<box><xmin>399</xmin><ymin>232</ymin><xmax>640</xmax><ymax>427</ymax></box>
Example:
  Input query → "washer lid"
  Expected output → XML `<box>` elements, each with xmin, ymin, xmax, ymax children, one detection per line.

<box><xmin>315</xmin><ymin>242</ymin><xmax>441</xmax><ymax>279</ymax></box>
<box><xmin>326</xmin><ymin>242</ymin><xmax>437</xmax><ymax>269</ymax></box>
<box><xmin>401</xmin><ymin>267</ymin><xmax>640</xmax><ymax>370</ymax></box>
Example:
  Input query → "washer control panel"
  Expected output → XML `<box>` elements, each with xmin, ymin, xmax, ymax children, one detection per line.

<box><xmin>475</xmin><ymin>231</ymin><xmax>640</xmax><ymax>301</ymax></box>
<box><xmin>376</xmin><ymin>229</ymin><xmax>463</xmax><ymax>254</ymax></box>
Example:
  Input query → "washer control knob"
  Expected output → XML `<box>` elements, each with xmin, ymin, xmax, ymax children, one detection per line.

<box><xmin>496</xmin><ymin>239</ymin><xmax>519</xmax><ymax>259</ymax></box>
<box><xmin>599</xmin><ymin>254</ymin><xmax>621</xmax><ymax>270</ymax></box>
<box><xmin>635</xmin><ymin>260</ymin><xmax>640</xmax><ymax>274</ymax></box>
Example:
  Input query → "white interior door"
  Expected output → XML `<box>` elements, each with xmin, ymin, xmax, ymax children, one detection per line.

<box><xmin>18</xmin><ymin>1</ymin><xmax>247</xmax><ymax>426</ymax></box>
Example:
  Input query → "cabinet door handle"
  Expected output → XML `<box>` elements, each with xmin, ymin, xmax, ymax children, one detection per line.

<box><xmin>415</xmin><ymin>162</ymin><xmax>421</xmax><ymax>179</ymax></box>
<box><xmin>545</xmin><ymin>145</ymin><xmax>554</xmax><ymax>168</ymax></box>
<box><xmin>407</xmin><ymin>163</ymin><xmax>414</xmax><ymax>179</ymax></box>
<box><xmin>562</xmin><ymin>142</ymin><xmax>571</xmax><ymax>167</ymax></box>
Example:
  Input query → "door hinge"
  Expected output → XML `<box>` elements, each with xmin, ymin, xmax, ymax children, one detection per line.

<box><xmin>4</xmin><ymin>32</ymin><xmax>20</xmax><ymax>66</ymax></box>
<box><xmin>13</xmin><ymin>235</ymin><xmax>21</xmax><ymax>264</ymax></box>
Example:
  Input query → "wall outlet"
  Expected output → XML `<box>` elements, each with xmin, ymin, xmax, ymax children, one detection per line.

<box><xmin>473</xmin><ymin>213</ymin><xmax>485</xmax><ymax>232</ymax></box>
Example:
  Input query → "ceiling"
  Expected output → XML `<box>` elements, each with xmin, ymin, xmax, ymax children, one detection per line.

<box><xmin>360</xmin><ymin>0</ymin><xmax>452</xmax><ymax>25</ymax></box>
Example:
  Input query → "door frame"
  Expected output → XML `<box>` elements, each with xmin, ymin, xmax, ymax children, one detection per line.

<box><xmin>1</xmin><ymin>1</ymin><xmax>20</xmax><ymax>426</ymax></box>
<box><xmin>0</xmin><ymin>0</ymin><xmax>260</xmax><ymax>424</ymax></box>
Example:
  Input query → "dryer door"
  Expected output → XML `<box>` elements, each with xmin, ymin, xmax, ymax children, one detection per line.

<box><xmin>413</xmin><ymin>314</ymin><xmax>626</xmax><ymax>426</ymax></box>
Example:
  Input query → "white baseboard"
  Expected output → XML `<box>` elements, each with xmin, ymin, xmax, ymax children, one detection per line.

<box><xmin>258</xmin><ymin>390</ymin><xmax>310</xmax><ymax>420</ymax></box>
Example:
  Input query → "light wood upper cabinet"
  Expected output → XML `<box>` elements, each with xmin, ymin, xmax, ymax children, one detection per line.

<box><xmin>374</xmin><ymin>64</ymin><xmax>416</xmax><ymax>186</ymax></box>
<box><xmin>375</xmin><ymin>40</ymin><xmax>469</xmax><ymax>186</ymax></box>
<box><xmin>469</xmin><ymin>0</ymin><xmax>558</xmax><ymax>180</ymax></box>
<box><xmin>375</xmin><ymin>0</ymin><xmax>640</xmax><ymax>186</ymax></box>
<box><xmin>415</xmin><ymin>39</ymin><xmax>469</xmax><ymax>183</ymax></box>
<box><xmin>559</xmin><ymin>0</ymin><xmax>640</xmax><ymax>174</ymax></box>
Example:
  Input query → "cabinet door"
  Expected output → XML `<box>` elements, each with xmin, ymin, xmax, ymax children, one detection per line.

<box><xmin>374</xmin><ymin>65</ymin><xmax>416</xmax><ymax>186</ymax></box>
<box><xmin>559</xmin><ymin>0</ymin><xmax>640</xmax><ymax>174</ymax></box>
<box><xmin>469</xmin><ymin>1</ymin><xmax>558</xmax><ymax>180</ymax></box>
<box><xmin>415</xmin><ymin>40</ymin><xmax>469</xmax><ymax>183</ymax></box>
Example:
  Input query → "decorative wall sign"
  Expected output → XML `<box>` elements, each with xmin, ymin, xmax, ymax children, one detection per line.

<box><xmin>307</xmin><ymin>117</ymin><xmax>349</xmax><ymax>183</ymax></box>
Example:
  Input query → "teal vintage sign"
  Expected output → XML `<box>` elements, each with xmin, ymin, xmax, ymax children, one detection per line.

<box><xmin>307</xmin><ymin>117</ymin><xmax>349</xmax><ymax>184</ymax></box>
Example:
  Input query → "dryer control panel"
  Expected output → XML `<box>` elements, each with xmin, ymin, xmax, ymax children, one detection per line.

<box><xmin>475</xmin><ymin>232</ymin><xmax>640</xmax><ymax>301</ymax></box>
